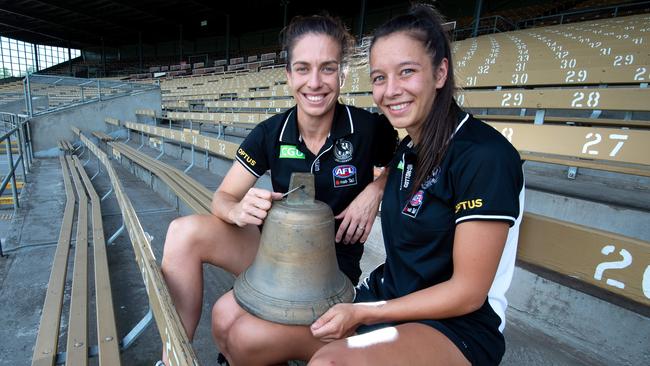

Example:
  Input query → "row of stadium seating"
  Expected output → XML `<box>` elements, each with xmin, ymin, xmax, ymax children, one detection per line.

<box><xmin>79</xmin><ymin>115</ymin><xmax>646</xmax><ymax>366</ymax></box>
<box><xmin>154</xmin><ymin>14</ymin><xmax>649</xmax><ymax>178</ymax></box>
<box><xmin>32</xmin><ymin>148</ymin><xmax>121</xmax><ymax>365</ymax></box>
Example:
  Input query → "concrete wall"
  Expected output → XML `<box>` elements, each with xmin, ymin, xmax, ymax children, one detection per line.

<box><xmin>30</xmin><ymin>89</ymin><xmax>161</xmax><ymax>157</ymax></box>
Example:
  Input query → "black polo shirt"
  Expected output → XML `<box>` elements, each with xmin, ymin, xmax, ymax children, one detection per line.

<box><xmin>378</xmin><ymin>112</ymin><xmax>524</xmax><ymax>331</ymax></box>
<box><xmin>236</xmin><ymin>103</ymin><xmax>398</xmax><ymax>283</ymax></box>
<box><xmin>237</xmin><ymin>102</ymin><xmax>397</xmax><ymax>216</ymax></box>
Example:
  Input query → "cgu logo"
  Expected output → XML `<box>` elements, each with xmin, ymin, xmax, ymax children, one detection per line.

<box><xmin>279</xmin><ymin>145</ymin><xmax>305</xmax><ymax>159</ymax></box>
<box><xmin>333</xmin><ymin>165</ymin><xmax>356</xmax><ymax>178</ymax></box>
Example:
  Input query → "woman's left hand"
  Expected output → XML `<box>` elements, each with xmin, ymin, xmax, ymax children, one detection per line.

<box><xmin>310</xmin><ymin>303</ymin><xmax>360</xmax><ymax>342</ymax></box>
<box><xmin>335</xmin><ymin>181</ymin><xmax>382</xmax><ymax>244</ymax></box>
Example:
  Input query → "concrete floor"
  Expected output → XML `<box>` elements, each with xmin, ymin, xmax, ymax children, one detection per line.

<box><xmin>0</xmin><ymin>142</ymin><xmax>614</xmax><ymax>365</ymax></box>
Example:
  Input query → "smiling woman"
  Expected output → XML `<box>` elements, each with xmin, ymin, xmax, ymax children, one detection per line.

<box><xmin>285</xmin><ymin>33</ymin><xmax>342</xmax><ymax>139</ymax></box>
<box><xmin>158</xmin><ymin>12</ymin><xmax>398</xmax><ymax>366</ymax></box>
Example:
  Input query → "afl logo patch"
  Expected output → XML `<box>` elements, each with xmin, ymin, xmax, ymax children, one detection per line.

<box><xmin>334</xmin><ymin>138</ymin><xmax>353</xmax><ymax>163</ymax></box>
<box><xmin>410</xmin><ymin>190</ymin><xmax>424</xmax><ymax>206</ymax></box>
<box><xmin>332</xmin><ymin>164</ymin><xmax>357</xmax><ymax>188</ymax></box>
<box><xmin>403</xmin><ymin>189</ymin><xmax>425</xmax><ymax>218</ymax></box>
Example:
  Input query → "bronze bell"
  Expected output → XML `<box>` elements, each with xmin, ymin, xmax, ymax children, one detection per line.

<box><xmin>234</xmin><ymin>172</ymin><xmax>355</xmax><ymax>325</ymax></box>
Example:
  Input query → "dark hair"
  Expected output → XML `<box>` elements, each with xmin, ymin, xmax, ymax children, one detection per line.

<box><xmin>280</xmin><ymin>14</ymin><xmax>354</xmax><ymax>71</ymax></box>
<box><xmin>370</xmin><ymin>4</ymin><xmax>459</xmax><ymax>193</ymax></box>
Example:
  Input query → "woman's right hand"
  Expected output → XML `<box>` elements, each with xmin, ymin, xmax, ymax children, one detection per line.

<box><xmin>228</xmin><ymin>188</ymin><xmax>283</xmax><ymax>227</ymax></box>
<box><xmin>310</xmin><ymin>303</ymin><xmax>361</xmax><ymax>342</ymax></box>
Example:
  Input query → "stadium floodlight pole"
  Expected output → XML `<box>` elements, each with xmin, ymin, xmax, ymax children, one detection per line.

<box><xmin>472</xmin><ymin>0</ymin><xmax>484</xmax><ymax>38</ymax></box>
<box><xmin>179</xmin><ymin>24</ymin><xmax>184</xmax><ymax>63</ymax></box>
<box><xmin>225</xmin><ymin>14</ymin><xmax>231</xmax><ymax>63</ymax></box>
<box><xmin>281</xmin><ymin>0</ymin><xmax>290</xmax><ymax>28</ymax></box>
<box><xmin>33</xmin><ymin>44</ymin><xmax>39</xmax><ymax>72</ymax></box>
<box><xmin>357</xmin><ymin>0</ymin><xmax>367</xmax><ymax>41</ymax></box>
<box><xmin>138</xmin><ymin>31</ymin><xmax>143</xmax><ymax>72</ymax></box>
<box><xmin>101</xmin><ymin>37</ymin><xmax>106</xmax><ymax>77</ymax></box>
<box><xmin>68</xmin><ymin>45</ymin><xmax>72</xmax><ymax>76</ymax></box>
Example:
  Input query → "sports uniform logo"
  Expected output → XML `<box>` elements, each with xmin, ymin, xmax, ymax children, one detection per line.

<box><xmin>402</xmin><ymin>163</ymin><xmax>413</xmax><ymax>190</ymax></box>
<box><xmin>237</xmin><ymin>148</ymin><xmax>257</xmax><ymax>166</ymax></box>
<box><xmin>334</xmin><ymin>138</ymin><xmax>353</xmax><ymax>162</ymax></box>
<box><xmin>279</xmin><ymin>145</ymin><xmax>305</xmax><ymax>159</ymax></box>
<box><xmin>332</xmin><ymin>164</ymin><xmax>357</xmax><ymax>188</ymax></box>
<box><xmin>455</xmin><ymin>199</ymin><xmax>483</xmax><ymax>213</ymax></box>
<box><xmin>403</xmin><ymin>189</ymin><xmax>425</xmax><ymax>218</ymax></box>
<box><xmin>422</xmin><ymin>166</ymin><xmax>441</xmax><ymax>189</ymax></box>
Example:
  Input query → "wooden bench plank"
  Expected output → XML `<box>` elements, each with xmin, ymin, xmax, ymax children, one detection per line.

<box><xmin>486</xmin><ymin>122</ymin><xmax>650</xmax><ymax>166</ymax></box>
<box><xmin>74</xmin><ymin>156</ymin><xmax>122</xmax><ymax>365</ymax></box>
<box><xmin>79</xmin><ymin>133</ymin><xmax>199</xmax><ymax>366</ymax></box>
<box><xmin>135</xmin><ymin>109</ymin><xmax>156</xmax><ymax>117</ymax></box>
<box><xmin>396</xmin><ymin>122</ymin><xmax>650</xmax><ymax>176</ymax></box>
<box><xmin>92</xmin><ymin>131</ymin><xmax>114</xmax><ymax>142</ymax></box>
<box><xmin>520</xmin><ymin>151</ymin><xmax>650</xmax><ymax>177</ymax></box>
<box><xmin>457</xmin><ymin>88</ymin><xmax>650</xmax><ymax>111</ymax></box>
<box><xmin>519</xmin><ymin>213</ymin><xmax>650</xmax><ymax>306</ymax></box>
<box><xmin>66</xmin><ymin>155</ymin><xmax>89</xmax><ymax>366</ymax></box>
<box><xmin>476</xmin><ymin>115</ymin><xmax>649</xmax><ymax>129</ymax></box>
<box><xmin>31</xmin><ymin>156</ymin><xmax>76</xmax><ymax>366</ymax></box>
<box><xmin>109</xmin><ymin>142</ymin><xmax>211</xmax><ymax>214</ymax></box>
<box><xmin>113</xmin><ymin>141</ymin><xmax>212</xmax><ymax>203</ymax></box>
<box><xmin>124</xmin><ymin>121</ymin><xmax>239</xmax><ymax>160</ymax></box>
<box><xmin>105</xmin><ymin>117</ymin><xmax>120</xmax><ymax>126</ymax></box>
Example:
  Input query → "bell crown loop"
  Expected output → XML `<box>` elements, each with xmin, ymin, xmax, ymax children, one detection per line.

<box><xmin>286</xmin><ymin>172</ymin><xmax>315</xmax><ymax>205</ymax></box>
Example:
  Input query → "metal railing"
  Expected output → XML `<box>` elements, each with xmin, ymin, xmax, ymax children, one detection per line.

<box><xmin>518</xmin><ymin>1</ymin><xmax>650</xmax><ymax>28</ymax></box>
<box><xmin>0</xmin><ymin>112</ymin><xmax>32</xmax><ymax>257</ymax></box>
<box><xmin>23</xmin><ymin>74</ymin><xmax>159</xmax><ymax>117</ymax></box>
<box><xmin>453</xmin><ymin>15</ymin><xmax>519</xmax><ymax>40</ymax></box>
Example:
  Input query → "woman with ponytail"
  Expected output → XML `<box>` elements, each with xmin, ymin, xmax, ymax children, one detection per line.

<box><xmin>308</xmin><ymin>4</ymin><xmax>524</xmax><ymax>365</ymax></box>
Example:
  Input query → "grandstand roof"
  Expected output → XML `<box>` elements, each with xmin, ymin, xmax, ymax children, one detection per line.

<box><xmin>0</xmin><ymin>0</ymin><xmax>537</xmax><ymax>49</ymax></box>
<box><xmin>0</xmin><ymin>0</ymin><xmax>403</xmax><ymax>48</ymax></box>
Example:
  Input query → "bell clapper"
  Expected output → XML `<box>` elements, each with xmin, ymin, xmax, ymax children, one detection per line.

<box><xmin>281</xmin><ymin>184</ymin><xmax>306</xmax><ymax>199</ymax></box>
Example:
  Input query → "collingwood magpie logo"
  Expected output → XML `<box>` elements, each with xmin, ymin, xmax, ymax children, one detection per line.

<box><xmin>334</xmin><ymin>138</ymin><xmax>353</xmax><ymax>163</ymax></box>
<box><xmin>422</xmin><ymin>167</ymin><xmax>441</xmax><ymax>189</ymax></box>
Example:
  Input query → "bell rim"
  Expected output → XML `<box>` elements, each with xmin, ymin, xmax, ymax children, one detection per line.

<box><xmin>233</xmin><ymin>270</ymin><xmax>355</xmax><ymax>325</ymax></box>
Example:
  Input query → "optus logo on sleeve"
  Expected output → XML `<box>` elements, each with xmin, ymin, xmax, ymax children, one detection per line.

<box><xmin>455</xmin><ymin>199</ymin><xmax>483</xmax><ymax>213</ymax></box>
<box><xmin>279</xmin><ymin>145</ymin><xmax>305</xmax><ymax>159</ymax></box>
<box><xmin>332</xmin><ymin>164</ymin><xmax>357</xmax><ymax>188</ymax></box>
<box><xmin>237</xmin><ymin>148</ymin><xmax>257</xmax><ymax>166</ymax></box>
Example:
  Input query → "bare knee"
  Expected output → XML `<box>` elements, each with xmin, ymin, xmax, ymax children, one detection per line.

<box><xmin>212</xmin><ymin>292</ymin><xmax>241</xmax><ymax>348</ymax></box>
<box><xmin>164</xmin><ymin>216</ymin><xmax>198</xmax><ymax>252</ymax></box>
<box><xmin>309</xmin><ymin>342</ymin><xmax>353</xmax><ymax>366</ymax></box>
<box><xmin>225</xmin><ymin>314</ymin><xmax>272</xmax><ymax>362</ymax></box>
<box><xmin>162</xmin><ymin>215</ymin><xmax>213</xmax><ymax>267</ymax></box>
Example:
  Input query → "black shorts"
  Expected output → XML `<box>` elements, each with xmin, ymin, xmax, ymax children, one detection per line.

<box><xmin>354</xmin><ymin>265</ymin><xmax>505</xmax><ymax>366</ymax></box>
<box><xmin>335</xmin><ymin>242</ymin><xmax>363</xmax><ymax>285</ymax></box>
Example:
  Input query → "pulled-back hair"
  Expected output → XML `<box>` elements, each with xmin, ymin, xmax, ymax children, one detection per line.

<box><xmin>370</xmin><ymin>4</ymin><xmax>459</xmax><ymax>193</ymax></box>
<box><xmin>280</xmin><ymin>14</ymin><xmax>354</xmax><ymax>71</ymax></box>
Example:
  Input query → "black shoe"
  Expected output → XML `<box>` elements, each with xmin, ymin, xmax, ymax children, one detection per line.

<box><xmin>217</xmin><ymin>352</ymin><xmax>230</xmax><ymax>366</ymax></box>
